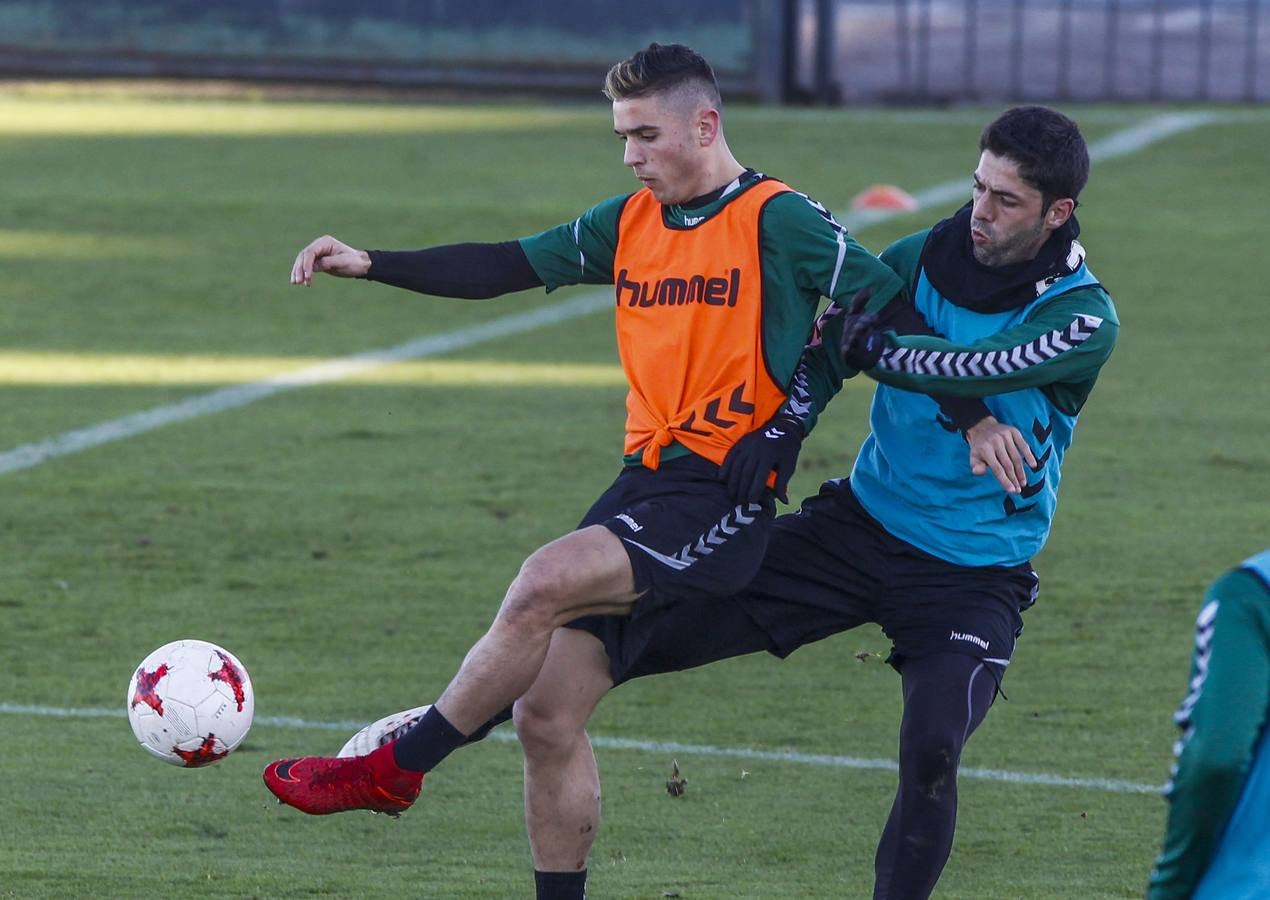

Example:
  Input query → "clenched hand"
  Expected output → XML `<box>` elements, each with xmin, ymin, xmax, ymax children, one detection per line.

<box><xmin>290</xmin><ymin>235</ymin><xmax>372</xmax><ymax>286</ymax></box>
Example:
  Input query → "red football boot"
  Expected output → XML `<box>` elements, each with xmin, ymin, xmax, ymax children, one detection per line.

<box><xmin>263</xmin><ymin>741</ymin><xmax>423</xmax><ymax>816</ymax></box>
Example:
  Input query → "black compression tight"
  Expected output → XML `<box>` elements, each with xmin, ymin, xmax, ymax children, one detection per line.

<box><xmin>873</xmin><ymin>653</ymin><xmax>1000</xmax><ymax>900</ymax></box>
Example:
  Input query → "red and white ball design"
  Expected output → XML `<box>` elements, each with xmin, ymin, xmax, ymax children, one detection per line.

<box><xmin>126</xmin><ymin>639</ymin><xmax>254</xmax><ymax>767</ymax></box>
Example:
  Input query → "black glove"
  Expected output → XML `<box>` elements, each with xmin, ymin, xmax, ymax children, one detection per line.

<box><xmin>721</xmin><ymin>413</ymin><xmax>805</xmax><ymax>505</ymax></box>
<box><xmin>839</xmin><ymin>288</ymin><xmax>886</xmax><ymax>371</ymax></box>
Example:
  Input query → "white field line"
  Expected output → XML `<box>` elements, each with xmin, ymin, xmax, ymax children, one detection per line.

<box><xmin>0</xmin><ymin>292</ymin><xmax>610</xmax><ymax>474</ymax></box>
<box><xmin>0</xmin><ymin>702</ymin><xmax>1164</xmax><ymax>795</ymax></box>
<box><xmin>0</xmin><ymin>111</ymin><xmax>1217</xmax><ymax>477</ymax></box>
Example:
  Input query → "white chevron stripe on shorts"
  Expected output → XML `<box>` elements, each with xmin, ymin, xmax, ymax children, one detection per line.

<box><xmin>623</xmin><ymin>503</ymin><xmax>764</xmax><ymax>572</ymax></box>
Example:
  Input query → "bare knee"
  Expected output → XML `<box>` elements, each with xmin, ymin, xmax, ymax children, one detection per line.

<box><xmin>514</xmin><ymin>695</ymin><xmax>588</xmax><ymax>762</ymax></box>
<box><xmin>499</xmin><ymin>551</ymin><xmax>571</xmax><ymax>633</ymax></box>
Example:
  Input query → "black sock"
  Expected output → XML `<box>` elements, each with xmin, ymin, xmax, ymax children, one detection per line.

<box><xmin>391</xmin><ymin>706</ymin><xmax>467</xmax><ymax>773</ymax></box>
<box><xmin>534</xmin><ymin>869</ymin><xmax>587</xmax><ymax>900</ymax></box>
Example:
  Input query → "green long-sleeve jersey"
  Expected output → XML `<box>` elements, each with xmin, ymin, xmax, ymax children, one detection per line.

<box><xmin>1148</xmin><ymin>550</ymin><xmax>1270</xmax><ymax>900</ymax></box>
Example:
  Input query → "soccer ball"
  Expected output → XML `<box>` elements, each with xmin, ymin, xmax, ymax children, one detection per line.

<box><xmin>126</xmin><ymin>639</ymin><xmax>254</xmax><ymax>767</ymax></box>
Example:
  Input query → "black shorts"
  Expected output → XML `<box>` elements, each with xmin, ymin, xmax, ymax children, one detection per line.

<box><xmin>573</xmin><ymin>477</ymin><xmax>1037</xmax><ymax>685</ymax></box>
<box><xmin>740</xmin><ymin>478</ymin><xmax>1037</xmax><ymax>673</ymax></box>
<box><xmin>578</xmin><ymin>454</ymin><xmax>775</xmax><ymax>604</ymax></box>
<box><xmin>564</xmin><ymin>454</ymin><xmax>776</xmax><ymax>679</ymax></box>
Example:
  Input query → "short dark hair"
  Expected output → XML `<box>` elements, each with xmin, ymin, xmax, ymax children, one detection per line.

<box><xmin>603</xmin><ymin>43</ymin><xmax>721</xmax><ymax>107</ymax></box>
<box><xmin>980</xmin><ymin>106</ymin><xmax>1089</xmax><ymax>209</ymax></box>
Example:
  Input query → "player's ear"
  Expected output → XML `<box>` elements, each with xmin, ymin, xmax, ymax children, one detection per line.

<box><xmin>1045</xmin><ymin>197</ymin><xmax>1075</xmax><ymax>230</ymax></box>
<box><xmin>697</xmin><ymin>108</ymin><xmax>721</xmax><ymax>147</ymax></box>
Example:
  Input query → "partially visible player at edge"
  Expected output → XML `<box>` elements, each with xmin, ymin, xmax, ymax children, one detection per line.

<box><xmin>263</xmin><ymin>42</ymin><xmax>1007</xmax><ymax>899</ymax></box>
<box><xmin>1148</xmin><ymin>548</ymin><xmax>1270</xmax><ymax>900</ymax></box>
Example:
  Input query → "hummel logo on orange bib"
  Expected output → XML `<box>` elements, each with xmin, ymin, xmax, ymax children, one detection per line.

<box><xmin>615</xmin><ymin>267</ymin><xmax>741</xmax><ymax>307</ymax></box>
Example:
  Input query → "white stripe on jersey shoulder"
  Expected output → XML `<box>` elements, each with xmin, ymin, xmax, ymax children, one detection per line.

<box><xmin>572</xmin><ymin>218</ymin><xmax>586</xmax><ymax>277</ymax></box>
<box><xmin>828</xmin><ymin>227</ymin><xmax>848</xmax><ymax>297</ymax></box>
<box><xmin>781</xmin><ymin>188</ymin><xmax>851</xmax><ymax>297</ymax></box>
<box><xmin>789</xmin><ymin>190</ymin><xmax>848</xmax><ymax>233</ymax></box>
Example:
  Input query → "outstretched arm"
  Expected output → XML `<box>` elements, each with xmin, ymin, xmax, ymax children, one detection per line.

<box><xmin>843</xmin><ymin>291</ymin><xmax>1119</xmax><ymax>402</ymax></box>
<box><xmin>289</xmin><ymin>235</ymin><xmax>542</xmax><ymax>299</ymax></box>
<box><xmin>781</xmin><ymin>289</ymin><xmax>997</xmax><ymax>430</ymax></box>
<box><xmin>285</xmin><ymin>194</ymin><xmax>630</xmax><ymax>299</ymax></box>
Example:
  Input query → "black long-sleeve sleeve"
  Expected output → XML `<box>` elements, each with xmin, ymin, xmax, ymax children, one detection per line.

<box><xmin>362</xmin><ymin>241</ymin><xmax>543</xmax><ymax>299</ymax></box>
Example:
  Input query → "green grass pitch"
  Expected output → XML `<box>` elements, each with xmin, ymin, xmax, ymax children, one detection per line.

<box><xmin>1</xmin><ymin>88</ymin><xmax>1267</xmax><ymax>898</ymax></box>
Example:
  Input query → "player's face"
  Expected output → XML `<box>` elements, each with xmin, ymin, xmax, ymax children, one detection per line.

<box><xmin>969</xmin><ymin>150</ymin><xmax>1055</xmax><ymax>267</ymax></box>
<box><xmin>612</xmin><ymin>93</ymin><xmax>709</xmax><ymax>205</ymax></box>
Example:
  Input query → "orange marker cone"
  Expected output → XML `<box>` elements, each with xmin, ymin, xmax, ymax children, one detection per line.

<box><xmin>850</xmin><ymin>184</ymin><xmax>919</xmax><ymax>211</ymax></box>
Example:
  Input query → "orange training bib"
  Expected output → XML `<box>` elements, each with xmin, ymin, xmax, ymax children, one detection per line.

<box><xmin>613</xmin><ymin>178</ymin><xmax>791</xmax><ymax>469</ymax></box>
